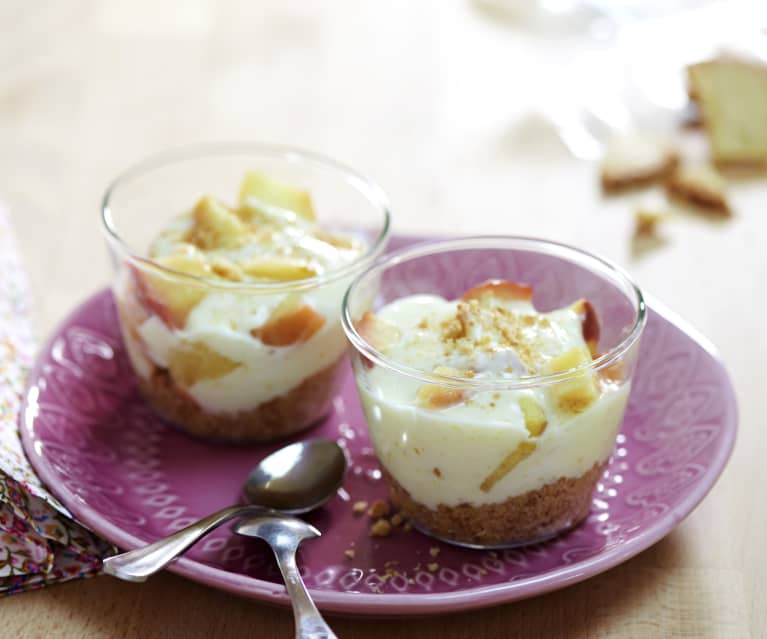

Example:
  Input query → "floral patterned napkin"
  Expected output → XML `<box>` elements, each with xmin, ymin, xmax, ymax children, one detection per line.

<box><xmin>0</xmin><ymin>202</ymin><xmax>112</xmax><ymax>595</ymax></box>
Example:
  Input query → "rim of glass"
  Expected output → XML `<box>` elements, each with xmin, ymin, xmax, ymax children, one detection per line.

<box><xmin>100</xmin><ymin>142</ymin><xmax>392</xmax><ymax>293</ymax></box>
<box><xmin>342</xmin><ymin>236</ymin><xmax>647</xmax><ymax>390</ymax></box>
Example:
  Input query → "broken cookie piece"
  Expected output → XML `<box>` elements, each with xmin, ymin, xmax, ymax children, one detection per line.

<box><xmin>600</xmin><ymin>133</ymin><xmax>680</xmax><ymax>192</ymax></box>
<box><xmin>665</xmin><ymin>164</ymin><xmax>731</xmax><ymax>215</ymax></box>
<box><xmin>688</xmin><ymin>58</ymin><xmax>767</xmax><ymax>165</ymax></box>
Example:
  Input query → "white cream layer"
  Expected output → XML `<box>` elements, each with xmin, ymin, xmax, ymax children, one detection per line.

<box><xmin>128</xmin><ymin>275</ymin><xmax>352</xmax><ymax>413</ymax></box>
<box><xmin>118</xmin><ymin>194</ymin><xmax>367</xmax><ymax>414</ymax></box>
<box><xmin>356</xmin><ymin>294</ymin><xmax>629</xmax><ymax>508</ymax></box>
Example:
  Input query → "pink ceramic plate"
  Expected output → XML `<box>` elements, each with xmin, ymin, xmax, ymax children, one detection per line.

<box><xmin>20</xmin><ymin>237</ymin><xmax>737</xmax><ymax>616</ymax></box>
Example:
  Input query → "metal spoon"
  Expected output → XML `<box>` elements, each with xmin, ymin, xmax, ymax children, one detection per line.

<box><xmin>102</xmin><ymin>439</ymin><xmax>346</xmax><ymax>583</ymax></box>
<box><xmin>234</xmin><ymin>515</ymin><xmax>337</xmax><ymax>639</ymax></box>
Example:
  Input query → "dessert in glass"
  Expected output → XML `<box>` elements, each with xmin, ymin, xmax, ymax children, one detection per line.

<box><xmin>342</xmin><ymin>237</ymin><xmax>646</xmax><ymax>548</ymax></box>
<box><xmin>102</xmin><ymin>144</ymin><xmax>390</xmax><ymax>443</ymax></box>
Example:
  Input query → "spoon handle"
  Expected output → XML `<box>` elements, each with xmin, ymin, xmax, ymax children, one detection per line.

<box><xmin>102</xmin><ymin>504</ymin><xmax>262</xmax><ymax>582</ymax></box>
<box><xmin>271</xmin><ymin>544</ymin><xmax>338</xmax><ymax>639</ymax></box>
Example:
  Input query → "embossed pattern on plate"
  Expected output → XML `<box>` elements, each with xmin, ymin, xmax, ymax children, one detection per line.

<box><xmin>20</xmin><ymin>237</ymin><xmax>737</xmax><ymax>615</ymax></box>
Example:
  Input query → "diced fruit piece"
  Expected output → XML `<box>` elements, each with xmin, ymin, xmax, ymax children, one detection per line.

<box><xmin>599</xmin><ymin>360</ymin><xmax>625</xmax><ymax>383</ymax></box>
<box><xmin>239</xmin><ymin>256</ymin><xmax>317</xmax><ymax>281</ymax></box>
<box><xmin>315</xmin><ymin>229</ymin><xmax>356</xmax><ymax>250</ymax></box>
<box><xmin>167</xmin><ymin>341</ymin><xmax>241</xmax><ymax>387</ymax></box>
<box><xmin>461</xmin><ymin>280</ymin><xmax>533</xmax><ymax>303</ymax></box>
<box><xmin>251</xmin><ymin>304</ymin><xmax>325</xmax><ymax>346</ymax></box>
<box><xmin>519</xmin><ymin>396</ymin><xmax>547</xmax><ymax>436</ymax></box>
<box><xmin>480</xmin><ymin>441</ymin><xmax>537</xmax><ymax>492</ymax></box>
<box><xmin>546</xmin><ymin>347</ymin><xmax>599</xmax><ymax>413</ymax></box>
<box><xmin>156</xmin><ymin>250</ymin><xmax>211</xmax><ymax>276</ymax></box>
<box><xmin>416</xmin><ymin>384</ymin><xmax>465</xmax><ymax>409</ymax></box>
<box><xmin>356</xmin><ymin>311</ymin><xmax>401</xmax><ymax>352</ymax></box>
<box><xmin>209</xmin><ymin>257</ymin><xmax>244</xmax><ymax>282</ymax></box>
<box><xmin>185</xmin><ymin>196</ymin><xmax>247</xmax><ymax>250</ymax></box>
<box><xmin>433</xmin><ymin>365</ymin><xmax>474</xmax><ymax>378</ymax></box>
<box><xmin>415</xmin><ymin>365</ymin><xmax>473</xmax><ymax>409</ymax></box>
<box><xmin>571</xmin><ymin>299</ymin><xmax>600</xmax><ymax>358</ymax></box>
<box><xmin>136</xmin><ymin>253</ymin><xmax>211</xmax><ymax>328</ymax></box>
<box><xmin>239</xmin><ymin>171</ymin><xmax>315</xmax><ymax>221</ymax></box>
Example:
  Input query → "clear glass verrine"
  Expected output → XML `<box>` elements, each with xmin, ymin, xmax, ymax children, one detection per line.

<box><xmin>342</xmin><ymin>236</ymin><xmax>645</xmax><ymax>548</ymax></box>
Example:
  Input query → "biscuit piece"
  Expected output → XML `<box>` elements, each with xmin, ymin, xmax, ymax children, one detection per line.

<box><xmin>688</xmin><ymin>59</ymin><xmax>767</xmax><ymax>165</ymax></box>
<box><xmin>665</xmin><ymin>164</ymin><xmax>731</xmax><ymax>215</ymax></box>
<box><xmin>600</xmin><ymin>133</ymin><xmax>679</xmax><ymax>192</ymax></box>
<box><xmin>634</xmin><ymin>210</ymin><xmax>666</xmax><ymax>237</ymax></box>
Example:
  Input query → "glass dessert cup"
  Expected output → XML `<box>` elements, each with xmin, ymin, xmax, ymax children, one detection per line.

<box><xmin>342</xmin><ymin>237</ymin><xmax>646</xmax><ymax>549</ymax></box>
<box><xmin>102</xmin><ymin>144</ymin><xmax>390</xmax><ymax>444</ymax></box>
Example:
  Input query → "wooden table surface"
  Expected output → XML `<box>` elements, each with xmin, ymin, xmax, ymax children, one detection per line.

<box><xmin>1</xmin><ymin>1</ymin><xmax>762</xmax><ymax>637</ymax></box>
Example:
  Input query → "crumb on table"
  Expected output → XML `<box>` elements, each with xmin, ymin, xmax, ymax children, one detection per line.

<box><xmin>634</xmin><ymin>209</ymin><xmax>666</xmax><ymax>237</ymax></box>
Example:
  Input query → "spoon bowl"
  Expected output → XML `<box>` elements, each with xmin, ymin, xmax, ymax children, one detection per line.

<box><xmin>102</xmin><ymin>439</ymin><xmax>346</xmax><ymax>582</ymax></box>
<box><xmin>243</xmin><ymin>440</ymin><xmax>347</xmax><ymax>514</ymax></box>
<box><xmin>234</xmin><ymin>514</ymin><xmax>321</xmax><ymax>542</ymax></box>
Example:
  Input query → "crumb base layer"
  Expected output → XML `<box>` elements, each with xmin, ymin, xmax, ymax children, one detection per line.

<box><xmin>386</xmin><ymin>462</ymin><xmax>606</xmax><ymax>548</ymax></box>
<box><xmin>136</xmin><ymin>357</ymin><xmax>346</xmax><ymax>443</ymax></box>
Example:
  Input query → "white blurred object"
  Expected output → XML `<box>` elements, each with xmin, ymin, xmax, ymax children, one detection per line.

<box><xmin>540</xmin><ymin>0</ymin><xmax>767</xmax><ymax>159</ymax></box>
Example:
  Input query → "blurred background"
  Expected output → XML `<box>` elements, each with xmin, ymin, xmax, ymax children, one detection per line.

<box><xmin>0</xmin><ymin>0</ymin><xmax>765</xmax><ymax>340</ymax></box>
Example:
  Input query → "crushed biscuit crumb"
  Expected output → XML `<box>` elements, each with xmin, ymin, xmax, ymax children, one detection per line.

<box><xmin>344</xmin><ymin>549</ymin><xmax>356</xmax><ymax>559</ymax></box>
<box><xmin>391</xmin><ymin>513</ymin><xmax>405</xmax><ymax>527</ymax></box>
<box><xmin>429</xmin><ymin>547</ymin><xmax>441</xmax><ymax>558</ymax></box>
<box><xmin>427</xmin><ymin>563</ymin><xmax>439</xmax><ymax>573</ymax></box>
<box><xmin>368</xmin><ymin>499</ymin><xmax>390</xmax><ymax>518</ymax></box>
<box><xmin>370</xmin><ymin>519</ymin><xmax>392</xmax><ymax>537</ymax></box>
<box><xmin>433</xmin><ymin>467</ymin><xmax>442</xmax><ymax>478</ymax></box>
<box><xmin>352</xmin><ymin>501</ymin><xmax>368</xmax><ymax>515</ymax></box>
